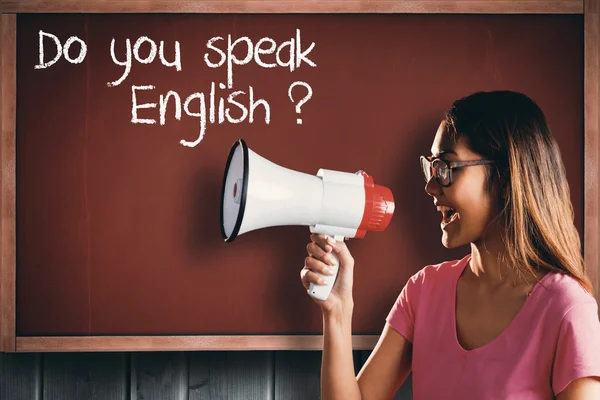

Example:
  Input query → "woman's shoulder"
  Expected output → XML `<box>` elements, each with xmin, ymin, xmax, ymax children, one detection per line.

<box><xmin>535</xmin><ymin>271</ymin><xmax>598</xmax><ymax>315</ymax></box>
<box><xmin>408</xmin><ymin>253</ymin><xmax>470</xmax><ymax>288</ymax></box>
<box><xmin>411</xmin><ymin>254</ymin><xmax>471</xmax><ymax>282</ymax></box>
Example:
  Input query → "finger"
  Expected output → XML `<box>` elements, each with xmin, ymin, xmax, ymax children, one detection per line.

<box><xmin>300</xmin><ymin>267</ymin><xmax>329</xmax><ymax>288</ymax></box>
<box><xmin>326</xmin><ymin>237</ymin><xmax>354</xmax><ymax>270</ymax></box>
<box><xmin>300</xmin><ymin>267</ymin><xmax>314</xmax><ymax>290</ymax></box>
<box><xmin>310</xmin><ymin>233</ymin><xmax>331</xmax><ymax>252</ymax></box>
<box><xmin>304</xmin><ymin>256</ymin><xmax>337</xmax><ymax>277</ymax></box>
<box><xmin>306</xmin><ymin>242</ymin><xmax>334</xmax><ymax>261</ymax></box>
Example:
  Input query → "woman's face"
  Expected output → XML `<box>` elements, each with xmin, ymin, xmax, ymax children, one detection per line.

<box><xmin>425</xmin><ymin>121</ymin><xmax>500</xmax><ymax>249</ymax></box>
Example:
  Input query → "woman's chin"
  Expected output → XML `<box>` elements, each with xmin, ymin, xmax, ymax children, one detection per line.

<box><xmin>441</xmin><ymin>232</ymin><xmax>465</xmax><ymax>249</ymax></box>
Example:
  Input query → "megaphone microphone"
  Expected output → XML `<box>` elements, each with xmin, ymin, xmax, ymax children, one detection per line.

<box><xmin>220</xmin><ymin>139</ymin><xmax>395</xmax><ymax>301</ymax></box>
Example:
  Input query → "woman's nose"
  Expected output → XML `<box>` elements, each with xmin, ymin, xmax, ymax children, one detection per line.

<box><xmin>425</xmin><ymin>176</ymin><xmax>442</xmax><ymax>197</ymax></box>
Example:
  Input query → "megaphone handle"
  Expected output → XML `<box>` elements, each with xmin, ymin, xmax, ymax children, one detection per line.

<box><xmin>308</xmin><ymin>234</ymin><xmax>344</xmax><ymax>301</ymax></box>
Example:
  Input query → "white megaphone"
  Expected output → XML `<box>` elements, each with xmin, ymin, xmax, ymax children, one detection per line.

<box><xmin>220</xmin><ymin>139</ymin><xmax>395</xmax><ymax>301</ymax></box>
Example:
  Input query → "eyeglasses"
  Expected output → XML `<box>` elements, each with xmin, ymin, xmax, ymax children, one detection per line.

<box><xmin>420</xmin><ymin>156</ymin><xmax>495</xmax><ymax>187</ymax></box>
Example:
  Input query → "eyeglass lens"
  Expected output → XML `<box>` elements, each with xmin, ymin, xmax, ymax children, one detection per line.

<box><xmin>421</xmin><ymin>158</ymin><xmax>450</xmax><ymax>186</ymax></box>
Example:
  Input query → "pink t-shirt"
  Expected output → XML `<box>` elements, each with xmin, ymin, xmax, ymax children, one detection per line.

<box><xmin>386</xmin><ymin>254</ymin><xmax>600</xmax><ymax>399</ymax></box>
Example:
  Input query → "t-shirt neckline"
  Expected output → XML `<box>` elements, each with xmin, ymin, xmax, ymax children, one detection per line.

<box><xmin>450</xmin><ymin>253</ymin><xmax>551</xmax><ymax>355</ymax></box>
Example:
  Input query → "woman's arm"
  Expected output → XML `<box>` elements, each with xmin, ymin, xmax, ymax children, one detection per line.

<box><xmin>556</xmin><ymin>377</ymin><xmax>600</xmax><ymax>399</ymax></box>
<box><xmin>552</xmin><ymin>301</ymin><xmax>600</xmax><ymax>399</ymax></box>
<box><xmin>302</xmin><ymin>234</ymin><xmax>412</xmax><ymax>400</ymax></box>
<box><xmin>321</xmin><ymin>310</ymin><xmax>412</xmax><ymax>400</ymax></box>
<box><xmin>357</xmin><ymin>323</ymin><xmax>412</xmax><ymax>400</ymax></box>
<box><xmin>320</xmin><ymin>303</ymin><xmax>360</xmax><ymax>399</ymax></box>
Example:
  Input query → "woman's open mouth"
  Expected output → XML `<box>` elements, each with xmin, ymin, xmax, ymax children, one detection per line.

<box><xmin>438</xmin><ymin>206</ymin><xmax>459</xmax><ymax>230</ymax></box>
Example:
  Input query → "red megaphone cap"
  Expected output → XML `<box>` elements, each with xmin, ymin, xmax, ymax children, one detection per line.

<box><xmin>355</xmin><ymin>172</ymin><xmax>395</xmax><ymax>239</ymax></box>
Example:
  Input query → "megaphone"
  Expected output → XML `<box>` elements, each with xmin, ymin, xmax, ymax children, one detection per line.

<box><xmin>220</xmin><ymin>139</ymin><xmax>395</xmax><ymax>301</ymax></box>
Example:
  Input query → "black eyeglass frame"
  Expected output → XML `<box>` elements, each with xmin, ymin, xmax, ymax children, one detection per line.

<box><xmin>420</xmin><ymin>155</ymin><xmax>495</xmax><ymax>187</ymax></box>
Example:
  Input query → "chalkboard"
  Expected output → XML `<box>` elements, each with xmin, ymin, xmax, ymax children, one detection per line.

<box><xmin>1</xmin><ymin>2</ymin><xmax>598</xmax><ymax>352</ymax></box>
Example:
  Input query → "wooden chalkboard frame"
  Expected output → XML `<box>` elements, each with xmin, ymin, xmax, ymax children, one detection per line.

<box><xmin>1</xmin><ymin>0</ymin><xmax>598</xmax><ymax>352</ymax></box>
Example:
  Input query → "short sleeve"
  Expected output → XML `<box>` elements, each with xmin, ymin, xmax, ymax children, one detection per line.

<box><xmin>386</xmin><ymin>272</ymin><xmax>421</xmax><ymax>343</ymax></box>
<box><xmin>552</xmin><ymin>301</ymin><xmax>600</xmax><ymax>395</ymax></box>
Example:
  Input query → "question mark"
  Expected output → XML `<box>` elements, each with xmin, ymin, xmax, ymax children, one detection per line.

<box><xmin>288</xmin><ymin>81</ymin><xmax>313</xmax><ymax>125</ymax></box>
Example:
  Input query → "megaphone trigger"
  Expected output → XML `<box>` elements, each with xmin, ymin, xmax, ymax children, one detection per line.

<box><xmin>321</xmin><ymin>233</ymin><xmax>343</xmax><ymax>243</ymax></box>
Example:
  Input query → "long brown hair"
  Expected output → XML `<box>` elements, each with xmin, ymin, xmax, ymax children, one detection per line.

<box><xmin>443</xmin><ymin>90</ymin><xmax>592</xmax><ymax>293</ymax></box>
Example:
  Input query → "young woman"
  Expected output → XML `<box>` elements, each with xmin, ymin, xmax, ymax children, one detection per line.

<box><xmin>300</xmin><ymin>91</ymin><xmax>600</xmax><ymax>399</ymax></box>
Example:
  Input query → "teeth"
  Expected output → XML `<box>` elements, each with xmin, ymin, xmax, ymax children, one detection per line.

<box><xmin>436</xmin><ymin>205</ymin><xmax>456</xmax><ymax>221</ymax></box>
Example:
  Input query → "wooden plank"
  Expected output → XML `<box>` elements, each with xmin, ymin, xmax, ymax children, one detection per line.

<box><xmin>585</xmin><ymin>0</ymin><xmax>600</xmax><ymax>305</ymax></box>
<box><xmin>131</xmin><ymin>352</ymin><xmax>188</xmax><ymax>400</ymax></box>
<box><xmin>16</xmin><ymin>335</ymin><xmax>380</xmax><ymax>351</ymax></box>
<box><xmin>189</xmin><ymin>351</ymin><xmax>273</xmax><ymax>399</ymax></box>
<box><xmin>43</xmin><ymin>353</ymin><xmax>128</xmax><ymax>400</ymax></box>
<box><xmin>0</xmin><ymin>0</ymin><xmax>584</xmax><ymax>14</ymax></box>
<box><xmin>274</xmin><ymin>351</ymin><xmax>321</xmax><ymax>400</ymax></box>
<box><xmin>0</xmin><ymin>352</ymin><xmax>41</xmax><ymax>400</ymax></box>
<box><xmin>0</xmin><ymin>13</ymin><xmax>16</xmax><ymax>353</ymax></box>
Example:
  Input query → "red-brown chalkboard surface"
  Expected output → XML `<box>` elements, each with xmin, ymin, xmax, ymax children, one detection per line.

<box><xmin>15</xmin><ymin>13</ymin><xmax>583</xmax><ymax>337</ymax></box>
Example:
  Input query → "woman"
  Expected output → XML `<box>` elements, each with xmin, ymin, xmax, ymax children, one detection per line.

<box><xmin>300</xmin><ymin>91</ymin><xmax>600</xmax><ymax>399</ymax></box>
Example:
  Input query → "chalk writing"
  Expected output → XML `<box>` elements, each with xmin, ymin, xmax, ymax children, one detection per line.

<box><xmin>35</xmin><ymin>30</ymin><xmax>87</xmax><ymax>69</ymax></box>
<box><xmin>35</xmin><ymin>29</ymin><xmax>316</xmax><ymax>148</ymax></box>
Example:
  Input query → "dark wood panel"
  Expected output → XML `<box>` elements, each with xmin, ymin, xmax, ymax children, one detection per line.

<box><xmin>131</xmin><ymin>352</ymin><xmax>187</xmax><ymax>400</ymax></box>
<box><xmin>274</xmin><ymin>351</ymin><xmax>321</xmax><ymax>400</ymax></box>
<box><xmin>189</xmin><ymin>351</ymin><xmax>273</xmax><ymax>399</ymax></box>
<box><xmin>2</xmin><ymin>350</ymin><xmax>414</xmax><ymax>399</ymax></box>
<box><xmin>43</xmin><ymin>353</ymin><xmax>127</xmax><ymax>400</ymax></box>
<box><xmin>0</xmin><ymin>352</ymin><xmax>40</xmax><ymax>400</ymax></box>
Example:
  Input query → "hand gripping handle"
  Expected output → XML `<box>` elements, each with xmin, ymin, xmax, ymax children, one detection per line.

<box><xmin>308</xmin><ymin>235</ymin><xmax>344</xmax><ymax>301</ymax></box>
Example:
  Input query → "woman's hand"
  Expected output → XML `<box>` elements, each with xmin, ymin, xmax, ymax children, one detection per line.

<box><xmin>300</xmin><ymin>233</ymin><xmax>355</xmax><ymax>314</ymax></box>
